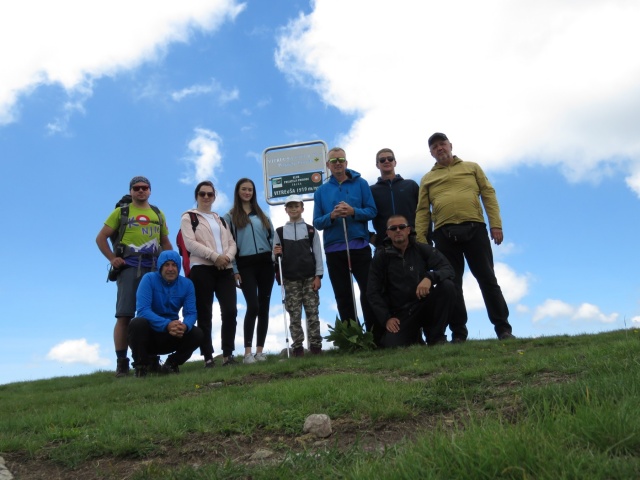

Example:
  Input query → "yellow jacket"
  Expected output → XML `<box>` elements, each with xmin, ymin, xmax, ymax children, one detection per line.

<box><xmin>415</xmin><ymin>156</ymin><xmax>502</xmax><ymax>243</ymax></box>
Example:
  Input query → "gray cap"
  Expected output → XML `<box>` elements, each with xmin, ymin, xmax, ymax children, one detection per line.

<box><xmin>284</xmin><ymin>194</ymin><xmax>304</xmax><ymax>205</ymax></box>
<box><xmin>130</xmin><ymin>176</ymin><xmax>150</xmax><ymax>189</ymax></box>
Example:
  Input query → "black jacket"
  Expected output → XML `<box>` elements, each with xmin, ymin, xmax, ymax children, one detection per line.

<box><xmin>367</xmin><ymin>238</ymin><xmax>454</xmax><ymax>326</ymax></box>
<box><xmin>370</xmin><ymin>175</ymin><xmax>419</xmax><ymax>246</ymax></box>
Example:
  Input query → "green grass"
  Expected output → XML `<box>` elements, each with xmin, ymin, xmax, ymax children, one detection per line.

<box><xmin>2</xmin><ymin>329</ymin><xmax>640</xmax><ymax>479</ymax></box>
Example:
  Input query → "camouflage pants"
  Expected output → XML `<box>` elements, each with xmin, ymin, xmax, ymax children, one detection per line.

<box><xmin>283</xmin><ymin>277</ymin><xmax>321</xmax><ymax>349</ymax></box>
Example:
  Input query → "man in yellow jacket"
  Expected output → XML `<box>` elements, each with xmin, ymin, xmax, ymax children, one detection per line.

<box><xmin>415</xmin><ymin>133</ymin><xmax>515</xmax><ymax>343</ymax></box>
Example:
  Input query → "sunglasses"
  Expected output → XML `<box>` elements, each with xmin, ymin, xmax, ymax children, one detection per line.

<box><xmin>132</xmin><ymin>185</ymin><xmax>149</xmax><ymax>192</ymax></box>
<box><xmin>198</xmin><ymin>191</ymin><xmax>215</xmax><ymax>198</ymax></box>
<box><xmin>387</xmin><ymin>224</ymin><xmax>409</xmax><ymax>232</ymax></box>
<box><xmin>378</xmin><ymin>156</ymin><xmax>395</xmax><ymax>163</ymax></box>
<box><xmin>328</xmin><ymin>157</ymin><xmax>347</xmax><ymax>164</ymax></box>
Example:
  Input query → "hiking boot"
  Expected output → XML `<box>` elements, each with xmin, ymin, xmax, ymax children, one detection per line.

<box><xmin>451</xmin><ymin>337</ymin><xmax>466</xmax><ymax>344</ymax></box>
<box><xmin>134</xmin><ymin>366</ymin><xmax>147</xmax><ymax>378</ymax></box>
<box><xmin>310</xmin><ymin>346</ymin><xmax>322</xmax><ymax>355</ymax></box>
<box><xmin>115</xmin><ymin>358</ymin><xmax>130</xmax><ymax>377</ymax></box>
<box><xmin>293</xmin><ymin>346</ymin><xmax>305</xmax><ymax>357</ymax></box>
<box><xmin>148</xmin><ymin>355</ymin><xmax>162</xmax><ymax>373</ymax></box>
<box><xmin>160</xmin><ymin>361</ymin><xmax>180</xmax><ymax>374</ymax></box>
<box><xmin>499</xmin><ymin>332</ymin><xmax>516</xmax><ymax>340</ymax></box>
<box><xmin>222</xmin><ymin>356</ymin><xmax>238</xmax><ymax>367</ymax></box>
<box><xmin>254</xmin><ymin>352</ymin><xmax>267</xmax><ymax>362</ymax></box>
<box><xmin>243</xmin><ymin>353</ymin><xmax>256</xmax><ymax>364</ymax></box>
<box><xmin>204</xmin><ymin>359</ymin><xmax>215</xmax><ymax>369</ymax></box>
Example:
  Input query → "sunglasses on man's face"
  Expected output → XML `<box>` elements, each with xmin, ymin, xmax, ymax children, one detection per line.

<box><xmin>132</xmin><ymin>185</ymin><xmax>149</xmax><ymax>192</ymax></box>
<box><xmin>378</xmin><ymin>156</ymin><xmax>395</xmax><ymax>163</ymax></box>
<box><xmin>328</xmin><ymin>157</ymin><xmax>347</xmax><ymax>164</ymax></box>
<box><xmin>387</xmin><ymin>224</ymin><xmax>409</xmax><ymax>232</ymax></box>
<box><xmin>198</xmin><ymin>191</ymin><xmax>215</xmax><ymax>198</ymax></box>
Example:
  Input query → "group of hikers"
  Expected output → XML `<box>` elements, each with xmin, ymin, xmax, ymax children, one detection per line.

<box><xmin>96</xmin><ymin>132</ymin><xmax>515</xmax><ymax>378</ymax></box>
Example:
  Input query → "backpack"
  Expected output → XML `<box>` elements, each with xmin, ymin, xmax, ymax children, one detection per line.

<box><xmin>176</xmin><ymin>212</ymin><xmax>227</xmax><ymax>278</ymax></box>
<box><xmin>274</xmin><ymin>224</ymin><xmax>315</xmax><ymax>285</ymax></box>
<box><xmin>106</xmin><ymin>195</ymin><xmax>164</xmax><ymax>282</ymax></box>
<box><xmin>109</xmin><ymin>194</ymin><xmax>163</xmax><ymax>249</ymax></box>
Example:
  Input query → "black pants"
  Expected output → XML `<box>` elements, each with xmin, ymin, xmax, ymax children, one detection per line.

<box><xmin>382</xmin><ymin>279</ymin><xmax>456</xmax><ymax>348</ymax></box>
<box><xmin>238</xmin><ymin>259</ymin><xmax>274</xmax><ymax>348</ymax></box>
<box><xmin>434</xmin><ymin>223</ymin><xmax>511</xmax><ymax>340</ymax></box>
<box><xmin>325</xmin><ymin>246</ymin><xmax>378</xmax><ymax>340</ymax></box>
<box><xmin>128</xmin><ymin>317</ymin><xmax>203</xmax><ymax>368</ymax></box>
<box><xmin>190</xmin><ymin>265</ymin><xmax>237</xmax><ymax>358</ymax></box>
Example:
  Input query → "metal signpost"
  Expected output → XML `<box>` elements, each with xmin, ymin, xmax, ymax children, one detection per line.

<box><xmin>263</xmin><ymin>140</ymin><xmax>329</xmax><ymax>205</ymax></box>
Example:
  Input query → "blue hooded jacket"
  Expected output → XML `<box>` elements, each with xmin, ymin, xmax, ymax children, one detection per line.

<box><xmin>135</xmin><ymin>250</ymin><xmax>197</xmax><ymax>333</ymax></box>
<box><xmin>313</xmin><ymin>168</ymin><xmax>377</xmax><ymax>248</ymax></box>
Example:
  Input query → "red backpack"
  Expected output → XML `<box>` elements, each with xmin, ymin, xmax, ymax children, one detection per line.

<box><xmin>176</xmin><ymin>213</ymin><xmax>229</xmax><ymax>278</ymax></box>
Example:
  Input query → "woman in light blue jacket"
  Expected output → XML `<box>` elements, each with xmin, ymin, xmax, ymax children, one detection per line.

<box><xmin>224</xmin><ymin>178</ymin><xmax>274</xmax><ymax>364</ymax></box>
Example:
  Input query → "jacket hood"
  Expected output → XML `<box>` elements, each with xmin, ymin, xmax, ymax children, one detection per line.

<box><xmin>331</xmin><ymin>168</ymin><xmax>361</xmax><ymax>183</ymax></box>
<box><xmin>157</xmin><ymin>250</ymin><xmax>182</xmax><ymax>275</ymax></box>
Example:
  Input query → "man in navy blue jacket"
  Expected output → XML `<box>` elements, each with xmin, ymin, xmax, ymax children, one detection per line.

<box><xmin>128</xmin><ymin>250</ymin><xmax>203</xmax><ymax>377</ymax></box>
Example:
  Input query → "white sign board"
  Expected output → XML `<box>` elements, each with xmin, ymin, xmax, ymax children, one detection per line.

<box><xmin>263</xmin><ymin>140</ymin><xmax>329</xmax><ymax>205</ymax></box>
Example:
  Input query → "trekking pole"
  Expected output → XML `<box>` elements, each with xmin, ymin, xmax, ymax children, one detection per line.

<box><xmin>277</xmin><ymin>253</ymin><xmax>290</xmax><ymax>358</ymax></box>
<box><xmin>342</xmin><ymin>217</ymin><xmax>361</xmax><ymax>327</ymax></box>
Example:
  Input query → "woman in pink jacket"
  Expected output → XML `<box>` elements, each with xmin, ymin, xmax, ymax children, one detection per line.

<box><xmin>181</xmin><ymin>181</ymin><xmax>238</xmax><ymax>367</ymax></box>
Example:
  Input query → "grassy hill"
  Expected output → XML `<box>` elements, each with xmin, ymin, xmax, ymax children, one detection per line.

<box><xmin>1</xmin><ymin>329</ymin><xmax>639</xmax><ymax>479</ymax></box>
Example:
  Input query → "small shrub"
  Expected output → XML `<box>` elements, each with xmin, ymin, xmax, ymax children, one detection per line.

<box><xmin>324</xmin><ymin>317</ymin><xmax>376</xmax><ymax>352</ymax></box>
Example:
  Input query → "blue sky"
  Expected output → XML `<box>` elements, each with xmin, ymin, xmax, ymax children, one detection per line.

<box><xmin>2</xmin><ymin>0</ymin><xmax>640</xmax><ymax>385</ymax></box>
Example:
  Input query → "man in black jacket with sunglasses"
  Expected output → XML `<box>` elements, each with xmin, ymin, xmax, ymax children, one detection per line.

<box><xmin>367</xmin><ymin>215</ymin><xmax>456</xmax><ymax>348</ymax></box>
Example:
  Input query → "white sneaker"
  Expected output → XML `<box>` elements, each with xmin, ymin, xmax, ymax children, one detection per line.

<box><xmin>243</xmin><ymin>353</ymin><xmax>256</xmax><ymax>364</ymax></box>
<box><xmin>254</xmin><ymin>352</ymin><xmax>267</xmax><ymax>362</ymax></box>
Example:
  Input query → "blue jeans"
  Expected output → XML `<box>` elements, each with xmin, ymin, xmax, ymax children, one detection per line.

<box><xmin>434</xmin><ymin>222</ymin><xmax>511</xmax><ymax>340</ymax></box>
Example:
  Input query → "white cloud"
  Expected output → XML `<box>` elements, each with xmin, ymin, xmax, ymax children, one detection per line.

<box><xmin>47</xmin><ymin>339</ymin><xmax>110</xmax><ymax>366</ymax></box>
<box><xmin>180</xmin><ymin>128</ymin><xmax>224</xmax><ymax>184</ymax></box>
<box><xmin>275</xmin><ymin>1</ymin><xmax>640</xmax><ymax>196</ymax></box>
<box><xmin>171</xmin><ymin>78</ymin><xmax>239</xmax><ymax>104</ymax></box>
<box><xmin>631</xmin><ymin>316</ymin><xmax>640</xmax><ymax>326</ymax></box>
<box><xmin>533</xmin><ymin>299</ymin><xmax>618</xmax><ymax>324</ymax></box>
<box><xmin>0</xmin><ymin>0</ymin><xmax>245</xmax><ymax>126</ymax></box>
<box><xmin>462</xmin><ymin>262</ymin><xmax>530</xmax><ymax>311</ymax></box>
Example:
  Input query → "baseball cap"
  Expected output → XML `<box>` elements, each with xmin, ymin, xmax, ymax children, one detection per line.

<box><xmin>428</xmin><ymin>132</ymin><xmax>449</xmax><ymax>147</ymax></box>
<box><xmin>284</xmin><ymin>194</ymin><xmax>304</xmax><ymax>205</ymax></box>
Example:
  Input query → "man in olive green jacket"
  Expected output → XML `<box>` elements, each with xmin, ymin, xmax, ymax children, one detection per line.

<box><xmin>415</xmin><ymin>133</ymin><xmax>514</xmax><ymax>343</ymax></box>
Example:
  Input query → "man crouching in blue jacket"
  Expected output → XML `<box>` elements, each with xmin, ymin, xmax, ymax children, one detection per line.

<box><xmin>128</xmin><ymin>250</ymin><xmax>203</xmax><ymax>377</ymax></box>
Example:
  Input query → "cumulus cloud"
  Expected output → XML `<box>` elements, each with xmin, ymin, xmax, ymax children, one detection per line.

<box><xmin>533</xmin><ymin>299</ymin><xmax>618</xmax><ymax>324</ymax></box>
<box><xmin>631</xmin><ymin>316</ymin><xmax>640</xmax><ymax>326</ymax></box>
<box><xmin>275</xmin><ymin>1</ymin><xmax>640</xmax><ymax>196</ymax></box>
<box><xmin>180</xmin><ymin>127</ymin><xmax>225</xmax><ymax>185</ymax></box>
<box><xmin>463</xmin><ymin>262</ymin><xmax>530</xmax><ymax>311</ymax></box>
<box><xmin>171</xmin><ymin>78</ymin><xmax>239</xmax><ymax>103</ymax></box>
<box><xmin>47</xmin><ymin>339</ymin><xmax>110</xmax><ymax>366</ymax></box>
<box><xmin>0</xmin><ymin>0</ymin><xmax>245</xmax><ymax>126</ymax></box>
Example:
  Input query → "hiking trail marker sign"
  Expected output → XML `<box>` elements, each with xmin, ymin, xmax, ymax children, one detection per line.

<box><xmin>263</xmin><ymin>140</ymin><xmax>328</xmax><ymax>205</ymax></box>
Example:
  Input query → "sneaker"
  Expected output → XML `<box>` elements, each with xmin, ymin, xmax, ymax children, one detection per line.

<box><xmin>293</xmin><ymin>347</ymin><xmax>305</xmax><ymax>357</ymax></box>
<box><xmin>243</xmin><ymin>353</ymin><xmax>256</xmax><ymax>364</ymax></box>
<box><xmin>499</xmin><ymin>332</ymin><xmax>516</xmax><ymax>340</ymax></box>
<box><xmin>160</xmin><ymin>362</ymin><xmax>180</xmax><ymax>374</ymax></box>
<box><xmin>115</xmin><ymin>358</ymin><xmax>130</xmax><ymax>377</ymax></box>
<box><xmin>310</xmin><ymin>346</ymin><xmax>322</xmax><ymax>355</ymax></box>
<box><xmin>204</xmin><ymin>359</ymin><xmax>215</xmax><ymax>369</ymax></box>
<box><xmin>134</xmin><ymin>366</ymin><xmax>147</xmax><ymax>378</ymax></box>
<box><xmin>254</xmin><ymin>352</ymin><xmax>267</xmax><ymax>362</ymax></box>
<box><xmin>148</xmin><ymin>355</ymin><xmax>162</xmax><ymax>373</ymax></box>
<box><xmin>222</xmin><ymin>355</ymin><xmax>238</xmax><ymax>366</ymax></box>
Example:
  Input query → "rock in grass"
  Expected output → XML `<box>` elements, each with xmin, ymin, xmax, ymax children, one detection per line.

<box><xmin>303</xmin><ymin>414</ymin><xmax>332</xmax><ymax>438</ymax></box>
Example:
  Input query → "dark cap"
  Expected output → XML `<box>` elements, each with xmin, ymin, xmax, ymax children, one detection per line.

<box><xmin>428</xmin><ymin>132</ymin><xmax>449</xmax><ymax>147</ymax></box>
<box><xmin>130</xmin><ymin>176</ymin><xmax>151</xmax><ymax>189</ymax></box>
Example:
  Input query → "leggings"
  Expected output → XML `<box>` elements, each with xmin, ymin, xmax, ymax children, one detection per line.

<box><xmin>238</xmin><ymin>259</ymin><xmax>274</xmax><ymax>348</ymax></box>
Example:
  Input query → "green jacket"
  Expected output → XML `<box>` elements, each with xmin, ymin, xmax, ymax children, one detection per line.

<box><xmin>415</xmin><ymin>156</ymin><xmax>502</xmax><ymax>243</ymax></box>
